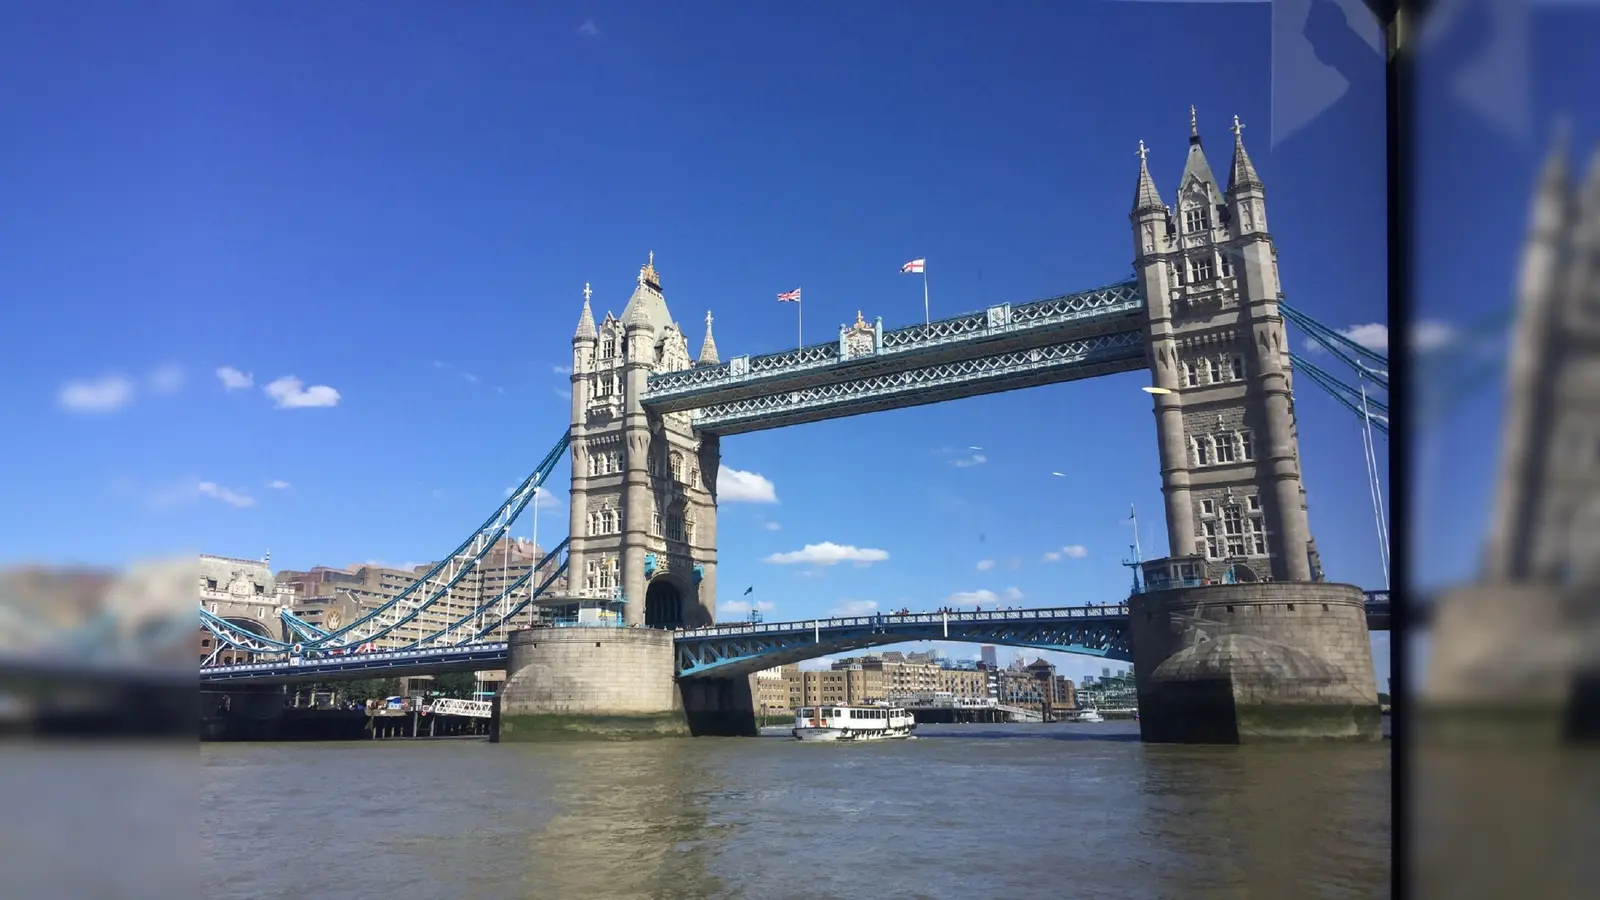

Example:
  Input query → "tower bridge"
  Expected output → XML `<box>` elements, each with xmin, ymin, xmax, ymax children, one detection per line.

<box><xmin>199</xmin><ymin>112</ymin><xmax>1389</xmax><ymax>744</ymax></box>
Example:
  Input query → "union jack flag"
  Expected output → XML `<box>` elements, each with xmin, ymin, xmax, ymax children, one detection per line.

<box><xmin>777</xmin><ymin>288</ymin><xmax>801</xmax><ymax>302</ymax></box>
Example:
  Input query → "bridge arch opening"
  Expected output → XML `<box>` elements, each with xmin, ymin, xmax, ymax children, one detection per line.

<box><xmin>645</xmin><ymin>578</ymin><xmax>684</xmax><ymax>629</ymax></box>
<box><xmin>1226</xmin><ymin>564</ymin><xmax>1259</xmax><ymax>584</ymax></box>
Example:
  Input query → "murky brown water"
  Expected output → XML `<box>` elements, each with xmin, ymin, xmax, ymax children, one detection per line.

<box><xmin>194</xmin><ymin>721</ymin><xmax>1390</xmax><ymax>899</ymax></box>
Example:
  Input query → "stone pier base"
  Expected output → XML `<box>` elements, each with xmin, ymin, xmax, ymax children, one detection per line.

<box><xmin>1129</xmin><ymin>582</ymin><xmax>1382</xmax><ymax>743</ymax></box>
<box><xmin>494</xmin><ymin>627</ymin><xmax>690</xmax><ymax>741</ymax></box>
<box><xmin>1420</xmin><ymin>583</ymin><xmax>1600</xmax><ymax>743</ymax></box>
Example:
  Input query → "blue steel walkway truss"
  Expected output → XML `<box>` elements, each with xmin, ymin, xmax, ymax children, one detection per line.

<box><xmin>672</xmin><ymin>606</ymin><xmax>1134</xmax><ymax>679</ymax></box>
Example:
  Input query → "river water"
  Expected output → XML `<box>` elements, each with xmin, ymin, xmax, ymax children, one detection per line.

<box><xmin>199</xmin><ymin>721</ymin><xmax>1390</xmax><ymax>899</ymax></box>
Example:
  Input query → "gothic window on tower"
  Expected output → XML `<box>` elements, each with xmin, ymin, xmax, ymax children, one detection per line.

<box><xmin>1167</xmin><ymin>261</ymin><xmax>1181</xmax><ymax>286</ymax></box>
<box><xmin>1228</xmin><ymin>354</ymin><xmax>1246</xmax><ymax>381</ymax></box>
<box><xmin>1183</xmin><ymin>361</ymin><xmax>1199</xmax><ymax>387</ymax></box>
<box><xmin>1223</xmin><ymin>506</ymin><xmax>1247</xmax><ymax>557</ymax></box>
<box><xmin>1249</xmin><ymin>516</ymin><xmax>1267</xmax><ymax>555</ymax></box>
<box><xmin>1238</xmin><ymin>430</ymin><xmax>1255</xmax><ymax>461</ymax></box>
<box><xmin>1201</xmin><ymin>498</ymin><xmax>1215</xmax><ymax>517</ymax></box>
<box><xmin>670</xmin><ymin>451</ymin><xmax>684</xmax><ymax>483</ymax></box>
<box><xmin>602</xmin><ymin>339</ymin><xmax>616</xmax><ymax>359</ymax></box>
<box><xmin>1220</xmin><ymin>252</ymin><xmax>1234</xmax><ymax>278</ymax></box>
<box><xmin>1190</xmin><ymin>255</ymin><xmax>1214</xmax><ymax>283</ymax></box>
<box><xmin>652</xmin><ymin>510</ymin><xmax>663</xmax><ymax>537</ymax></box>
<box><xmin>1202</xmin><ymin>521</ymin><xmax>1221</xmax><ymax>559</ymax></box>
<box><xmin>1193</xmin><ymin>435</ymin><xmax>1213</xmax><ymax>466</ymax></box>
<box><xmin>667</xmin><ymin>513</ymin><xmax>685</xmax><ymax>542</ymax></box>
<box><xmin>1183</xmin><ymin>205</ymin><xmax>1210</xmax><ymax>234</ymax></box>
<box><xmin>1214</xmin><ymin>432</ymin><xmax>1237</xmax><ymax>464</ymax></box>
<box><xmin>1204</xmin><ymin>357</ymin><xmax>1221</xmax><ymax>383</ymax></box>
<box><xmin>686</xmin><ymin>511</ymin><xmax>696</xmax><ymax>544</ymax></box>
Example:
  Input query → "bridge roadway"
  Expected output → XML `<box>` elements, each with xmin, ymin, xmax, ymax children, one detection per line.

<box><xmin>197</xmin><ymin>593</ymin><xmax>1391</xmax><ymax>685</ymax></box>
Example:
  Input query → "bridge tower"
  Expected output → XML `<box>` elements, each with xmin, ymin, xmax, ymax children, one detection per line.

<box><xmin>1423</xmin><ymin>131</ymin><xmax>1600</xmax><ymax>737</ymax></box>
<box><xmin>565</xmin><ymin>256</ymin><xmax>721</xmax><ymax>629</ymax></box>
<box><xmin>1127</xmin><ymin>109</ymin><xmax>1380</xmax><ymax>742</ymax></box>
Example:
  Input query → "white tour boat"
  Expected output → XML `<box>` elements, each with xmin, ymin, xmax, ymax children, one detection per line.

<box><xmin>792</xmin><ymin>704</ymin><xmax>917</xmax><ymax>741</ymax></box>
<box><xmin>1072</xmin><ymin>707</ymin><xmax>1104</xmax><ymax>723</ymax></box>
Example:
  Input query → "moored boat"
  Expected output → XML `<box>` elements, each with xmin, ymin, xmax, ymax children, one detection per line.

<box><xmin>1072</xmin><ymin>707</ymin><xmax>1104</xmax><ymax>723</ymax></box>
<box><xmin>792</xmin><ymin>704</ymin><xmax>916</xmax><ymax>741</ymax></box>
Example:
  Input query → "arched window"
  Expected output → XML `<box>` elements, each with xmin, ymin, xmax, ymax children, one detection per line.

<box><xmin>652</xmin><ymin>510</ymin><xmax>663</xmax><ymax>536</ymax></box>
<box><xmin>670</xmin><ymin>451</ymin><xmax>684</xmax><ymax>482</ymax></box>
<box><xmin>1202</xmin><ymin>358</ymin><xmax>1218</xmax><ymax>383</ymax></box>
<box><xmin>1182</xmin><ymin>361</ymin><xmax>1198</xmax><ymax>388</ymax></box>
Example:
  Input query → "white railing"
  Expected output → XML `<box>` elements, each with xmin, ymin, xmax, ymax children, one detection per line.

<box><xmin>677</xmin><ymin>606</ymin><xmax>1129</xmax><ymax>640</ymax></box>
<box><xmin>428</xmin><ymin>698</ymin><xmax>494</xmax><ymax>718</ymax></box>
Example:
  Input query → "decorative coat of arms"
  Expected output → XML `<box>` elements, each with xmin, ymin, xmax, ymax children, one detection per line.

<box><xmin>842</xmin><ymin>311</ymin><xmax>877</xmax><ymax>360</ymax></box>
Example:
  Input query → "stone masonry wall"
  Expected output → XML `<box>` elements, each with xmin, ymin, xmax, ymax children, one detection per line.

<box><xmin>1130</xmin><ymin>582</ymin><xmax>1381</xmax><ymax>742</ymax></box>
<box><xmin>500</xmin><ymin>627</ymin><xmax>681</xmax><ymax>717</ymax></box>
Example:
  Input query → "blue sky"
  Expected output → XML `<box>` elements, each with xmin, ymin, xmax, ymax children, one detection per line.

<box><xmin>0</xmin><ymin>1</ymin><xmax>1429</xmax><ymax>685</ymax></box>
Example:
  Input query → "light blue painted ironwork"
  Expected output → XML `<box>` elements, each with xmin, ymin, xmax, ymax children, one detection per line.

<box><xmin>688</xmin><ymin>331</ymin><xmax>1147</xmax><ymax>434</ymax></box>
<box><xmin>197</xmin><ymin>593</ymin><xmax>1391</xmax><ymax>683</ymax></box>
<box><xmin>672</xmin><ymin>606</ymin><xmax>1134</xmax><ymax>679</ymax></box>
<box><xmin>200</xmin><ymin>430</ymin><xmax>572</xmax><ymax>657</ymax></box>
<box><xmin>199</xmin><ymin>642</ymin><xmax>511</xmax><ymax>684</ymax></box>
<box><xmin>643</xmin><ymin>279</ymin><xmax>1145</xmax><ymax>412</ymax></box>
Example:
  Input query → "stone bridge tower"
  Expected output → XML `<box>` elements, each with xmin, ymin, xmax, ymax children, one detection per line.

<box><xmin>565</xmin><ymin>255</ymin><xmax>720</xmax><ymax>629</ymax></box>
<box><xmin>1133</xmin><ymin>107</ymin><xmax>1320</xmax><ymax>586</ymax></box>
<box><xmin>1127</xmin><ymin>109</ymin><xmax>1379</xmax><ymax>743</ymax></box>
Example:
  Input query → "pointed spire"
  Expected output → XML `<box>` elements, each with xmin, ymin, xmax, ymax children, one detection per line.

<box><xmin>1132</xmin><ymin>140</ymin><xmax>1165</xmax><ymax>214</ymax></box>
<box><xmin>698</xmin><ymin>310</ymin><xmax>720</xmax><ymax>364</ymax></box>
<box><xmin>1226</xmin><ymin>114</ymin><xmax>1262</xmax><ymax>193</ymax></box>
<box><xmin>574</xmin><ymin>282</ymin><xmax>597</xmax><ymax>340</ymax></box>
<box><xmin>1177</xmin><ymin>107</ymin><xmax>1223</xmax><ymax>205</ymax></box>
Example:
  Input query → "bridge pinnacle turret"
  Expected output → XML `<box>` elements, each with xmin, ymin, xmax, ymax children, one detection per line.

<box><xmin>1132</xmin><ymin>139</ymin><xmax>1165</xmax><ymax>215</ymax></box>
<box><xmin>574</xmin><ymin>282</ymin><xmax>597</xmax><ymax>341</ymax></box>
<box><xmin>698</xmin><ymin>310</ymin><xmax>720</xmax><ymax>365</ymax></box>
<box><xmin>1226</xmin><ymin>114</ymin><xmax>1262</xmax><ymax>194</ymax></box>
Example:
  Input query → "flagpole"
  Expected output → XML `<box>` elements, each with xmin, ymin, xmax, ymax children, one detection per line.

<box><xmin>797</xmin><ymin>291</ymin><xmax>803</xmax><ymax>350</ymax></box>
<box><xmin>922</xmin><ymin>270</ymin><xmax>930</xmax><ymax>326</ymax></box>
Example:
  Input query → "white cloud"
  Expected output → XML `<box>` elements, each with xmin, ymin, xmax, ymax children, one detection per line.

<box><xmin>148</xmin><ymin>364</ymin><xmax>184</xmax><ymax>394</ymax></box>
<box><xmin>198</xmin><ymin>481</ymin><xmax>255</xmax><ymax>508</ymax></box>
<box><xmin>830</xmin><ymin>599</ymin><xmax>877</xmax><ymax>616</ymax></box>
<box><xmin>1042</xmin><ymin>551</ymin><xmax>1060</xmax><ymax>562</ymax></box>
<box><xmin>1061</xmin><ymin>544</ymin><xmax>1087</xmax><ymax>559</ymax></box>
<box><xmin>951</xmin><ymin>450</ymin><xmax>987</xmax><ymax>468</ymax></box>
<box><xmin>577</xmin><ymin>18</ymin><xmax>600</xmax><ymax>36</ymax></box>
<box><xmin>503</xmin><ymin>485</ymin><xmax>561</xmax><ymax>510</ymax></box>
<box><xmin>267</xmin><ymin>479</ymin><xmax>291</xmax><ymax>490</ymax></box>
<box><xmin>761</xmin><ymin>521</ymin><xmax>782</xmax><ymax>531</ymax></box>
<box><xmin>264</xmin><ymin>375</ymin><xmax>340</xmax><ymax>409</ymax></box>
<box><xmin>58</xmin><ymin>375</ymin><xmax>135</xmax><ymax>412</ymax></box>
<box><xmin>764</xmin><ymin>542</ymin><xmax>889</xmax><ymax>566</ymax></box>
<box><xmin>216</xmin><ymin>366</ymin><xmax>253</xmax><ymax>390</ymax></box>
<box><xmin>944</xmin><ymin>587</ymin><xmax>1024</xmax><ymax>608</ymax></box>
<box><xmin>1308</xmin><ymin>323</ymin><xmax>1388</xmax><ymax>355</ymax></box>
<box><xmin>552</xmin><ymin>364</ymin><xmax>573</xmax><ymax>375</ymax></box>
<box><xmin>1413</xmin><ymin>320</ymin><xmax>1455</xmax><ymax>352</ymax></box>
<box><xmin>975</xmin><ymin>559</ymin><xmax>995</xmax><ymax>571</ymax></box>
<box><xmin>461</xmin><ymin>372</ymin><xmax>480</xmax><ymax>384</ymax></box>
<box><xmin>719</xmin><ymin>598</ymin><xmax>774</xmax><ymax>617</ymax></box>
<box><xmin>719</xmin><ymin>468</ymin><xmax>778</xmax><ymax>503</ymax></box>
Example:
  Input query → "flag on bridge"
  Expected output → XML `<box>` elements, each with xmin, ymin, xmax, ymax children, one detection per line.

<box><xmin>900</xmin><ymin>258</ymin><xmax>925</xmax><ymax>274</ymax></box>
<box><xmin>744</xmin><ymin>586</ymin><xmax>754</xmax><ymax>596</ymax></box>
<box><xmin>776</xmin><ymin>288</ymin><xmax>801</xmax><ymax>302</ymax></box>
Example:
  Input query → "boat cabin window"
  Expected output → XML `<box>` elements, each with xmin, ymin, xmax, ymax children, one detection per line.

<box><xmin>798</xmin><ymin>708</ymin><xmax>814</xmax><ymax>717</ymax></box>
